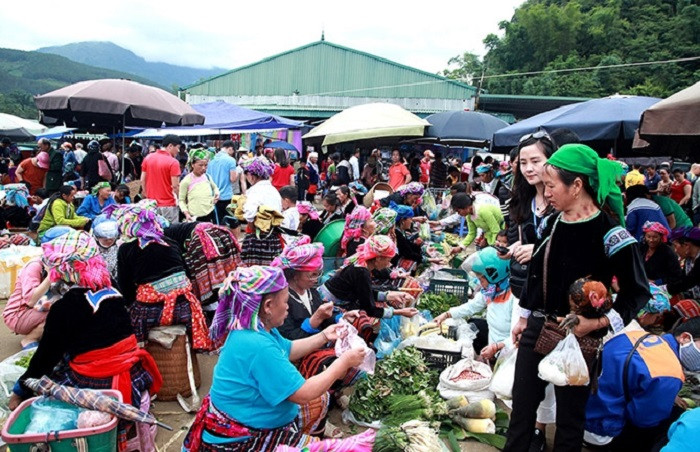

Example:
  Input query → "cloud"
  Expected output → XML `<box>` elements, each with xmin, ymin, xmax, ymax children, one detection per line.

<box><xmin>0</xmin><ymin>0</ymin><xmax>522</xmax><ymax>72</ymax></box>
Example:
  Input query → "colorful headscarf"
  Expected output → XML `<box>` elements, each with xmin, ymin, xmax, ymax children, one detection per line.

<box><xmin>272</xmin><ymin>236</ymin><xmax>324</xmax><ymax>271</ymax></box>
<box><xmin>297</xmin><ymin>201</ymin><xmax>320</xmax><ymax>220</ymax></box>
<box><xmin>241</xmin><ymin>156</ymin><xmax>275</xmax><ymax>179</ymax></box>
<box><xmin>669</xmin><ymin>226</ymin><xmax>700</xmax><ymax>243</ymax></box>
<box><xmin>210</xmin><ymin>266</ymin><xmax>288</xmax><ymax>341</ymax></box>
<box><xmin>91</xmin><ymin>181</ymin><xmax>111</xmax><ymax>195</ymax></box>
<box><xmin>643</xmin><ymin>221</ymin><xmax>670</xmax><ymax>242</ymax></box>
<box><xmin>42</xmin><ymin>229</ymin><xmax>111</xmax><ymax>290</ymax></box>
<box><xmin>254</xmin><ymin>205</ymin><xmax>284</xmax><ymax>233</ymax></box>
<box><xmin>373</xmin><ymin>208</ymin><xmax>397</xmax><ymax>234</ymax></box>
<box><xmin>3</xmin><ymin>184</ymin><xmax>29</xmax><ymax>208</ymax></box>
<box><xmin>546</xmin><ymin>144</ymin><xmax>625</xmax><ymax>226</ymax></box>
<box><xmin>187</xmin><ymin>148</ymin><xmax>213</xmax><ymax>170</ymax></box>
<box><xmin>341</xmin><ymin>206</ymin><xmax>372</xmax><ymax>251</ymax></box>
<box><xmin>103</xmin><ymin>199</ymin><xmax>168</xmax><ymax>248</ymax></box>
<box><xmin>346</xmin><ymin>234</ymin><xmax>397</xmax><ymax>267</ymax></box>
<box><xmin>389</xmin><ymin>201</ymin><xmax>414</xmax><ymax>223</ymax></box>
<box><xmin>397</xmin><ymin>182</ymin><xmax>424</xmax><ymax>197</ymax></box>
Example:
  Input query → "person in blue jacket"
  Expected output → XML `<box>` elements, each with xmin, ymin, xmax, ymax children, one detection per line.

<box><xmin>584</xmin><ymin>317</ymin><xmax>700</xmax><ymax>451</ymax></box>
<box><xmin>76</xmin><ymin>181</ymin><xmax>116</xmax><ymax>220</ymax></box>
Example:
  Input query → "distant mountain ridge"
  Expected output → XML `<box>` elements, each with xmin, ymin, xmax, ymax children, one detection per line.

<box><xmin>0</xmin><ymin>47</ymin><xmax>162</xmax><ymax>119</ymax></box>
<box><xmin>37</xmin><ymin>41</ymin><xmax>226</xmax><ymax>89</ymax></box>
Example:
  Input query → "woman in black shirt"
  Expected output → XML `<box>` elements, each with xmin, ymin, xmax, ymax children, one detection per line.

<box><xmin>505</xmin><ymin>144</ymin><xmax>650</xmax><ymax>452</ymax></box>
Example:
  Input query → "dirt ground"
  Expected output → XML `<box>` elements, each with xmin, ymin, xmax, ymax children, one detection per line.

<box><xmin>0</xmin><ymin>295</ymin><xmax>512</xmax><ymax>451</ymax></box>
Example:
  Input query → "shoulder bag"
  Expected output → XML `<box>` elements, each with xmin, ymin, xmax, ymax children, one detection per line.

<box><xmin>533</xmin><ymin>218</ymin><xmax>603</xmax><ymax>367</ymax></box>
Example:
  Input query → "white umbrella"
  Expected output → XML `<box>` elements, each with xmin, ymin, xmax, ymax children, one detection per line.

<box><xmin>303</xmin><ymin>103</ymin><xmax>430</xmax><ymax>145</ymax></box>
<box><xmin>0</xmin><ymin>113</ymin><xmax>47</xmax><ymax>139</ymax></box>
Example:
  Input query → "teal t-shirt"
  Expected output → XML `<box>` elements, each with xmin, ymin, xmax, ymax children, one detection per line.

<box><xmin>653</xmin><ymin>195</ymin><xmax>692</xmax><ymax>228</ymax></box>
<box><xmin>209</xmin><ymin>328</ymin><xmax>305</xmax><ymax>430</ymax></box>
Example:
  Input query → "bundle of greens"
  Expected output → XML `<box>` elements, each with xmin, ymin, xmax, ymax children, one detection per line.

<box><xmin>418</xmin><ymin>293</ymin><xmax>463</xmax><ymax>318</ymax></box>
<box><xmin>349</xmin><ymin>348</ymin><xmax>445</xmax><ymax>423</ymax></box>
<box><xmin>374</xmin><ymin>420</ymin><xmax>443</xmax><ymax>452</ymax></box>
<box><xmin>14</xmin><ymin>350</ymin><xmax>35</xmax><ymax>368</ymax></box>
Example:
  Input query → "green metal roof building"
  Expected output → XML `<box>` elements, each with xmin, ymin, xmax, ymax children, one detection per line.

<box><xmin>180</xmin><ymin>39</ymin><xmax>477</xmax><ymax>121</ymax></box>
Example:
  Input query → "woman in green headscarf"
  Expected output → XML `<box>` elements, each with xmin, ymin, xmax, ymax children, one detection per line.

<box><xmin>504</xmin><ymin>144</ymin><xmax>651</xmax><ymax>452</ymax></box>
<box><xmin>179</xmin><ymin>148</ymin><xmax>219</xmax><ymax>222</ymax></box>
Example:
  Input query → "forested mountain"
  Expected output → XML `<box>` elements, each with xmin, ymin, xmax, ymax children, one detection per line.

<box><xmin>38</xmin><ymin>42</ymin><xmax>226</xmax><ymax>90</ymax></box>
<box><xmin>443</xmin><ymin>0</ymin><xmax>700</xmax><ymax>97</ymax></box>
<box><xmin>0</xmin><ymin>48</ymin><xmax>160</xmax><ymax>119</ymax></box>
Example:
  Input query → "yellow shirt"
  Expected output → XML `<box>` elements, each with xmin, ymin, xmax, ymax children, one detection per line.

<box><xmin>625</xmin><ymin>169</ymin><xmax>645</xmax><ymax>188</ymax></box>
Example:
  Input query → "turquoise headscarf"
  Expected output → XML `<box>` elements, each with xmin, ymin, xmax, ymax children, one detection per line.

<box><xmin>547</xmin><ymin>144</ymin><xmax>625</xmax><ymax>226</ymax></box>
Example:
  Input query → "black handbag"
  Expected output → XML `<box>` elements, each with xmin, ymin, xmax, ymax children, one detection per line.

<box><xmin>510</xmin><ymin>225</ymin><xmax>529</xmax><ymax>298</ymax></box>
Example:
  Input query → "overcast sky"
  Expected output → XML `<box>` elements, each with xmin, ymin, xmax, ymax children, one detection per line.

<box><xmin>2</xmin><ymin>0</ymin><xmax>524</xmax><ymax>73</ymax></box>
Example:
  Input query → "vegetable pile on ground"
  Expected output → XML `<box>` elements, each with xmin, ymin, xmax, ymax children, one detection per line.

<box><xmin>418</xmin><ymin>293</ymin><xmax>463</xmax><ymax>318</ymax></box>
<box><xmin>348</xmin><ymin>347</ymin><xmax>446</xmax><ymax>424</ymax></box>
<box><xmin>441</xmin><ymin>398</ymin><xmax>510</xmax><ymax>450</ymax></box>
<box><xmin>374</xmin><ymin>420</ymin><xmax>443</xmax><ymax>452</ymax></box>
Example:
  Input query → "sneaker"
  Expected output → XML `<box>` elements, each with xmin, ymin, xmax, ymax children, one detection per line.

<box><xmin>529</xmin><ymin>428</ymin><xmax>546</xmax><ymax>452</ymax></box>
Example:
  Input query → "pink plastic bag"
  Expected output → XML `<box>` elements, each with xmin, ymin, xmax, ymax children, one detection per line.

<box><xmin>274</xmin><ymin>428</ymin><xmax>376</xmax><ymax>451</ymax></box>
<box><xmin>334</xmin><ymin>319</ymin><xmax>376</xmax><ymax>374</ymax></box>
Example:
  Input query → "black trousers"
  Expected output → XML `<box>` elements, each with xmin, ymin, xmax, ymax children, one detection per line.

<box><xmin>504</xmin><ymin>316</ymin><xmax>592</xmax><ymax>452</ymax></box>
<box><xmin>214</xmin><ymin>199</ymin><xmax>231</xmax><ymax>225</ymax></box>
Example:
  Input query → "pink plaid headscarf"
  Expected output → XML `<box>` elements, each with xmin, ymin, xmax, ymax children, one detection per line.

<box><xmin>271</xmin><ymin>236</ymin><xmax>325</xmax><ymax>272</ymax></box>
<box><xmin>341</xmin><ymin>206</ymin><xmax>372</xmax><ymax>251</ymax></box>
<box><xmin>297</xmin><ymin>201</ymin><xmax>320</xmax><ymax>220</ymax></box>
<box><xmin>42</xmin><ymin>230</ymin><xmax>111</xmax><ymax>290</ymax></box>
<box><xmin>345</xmin><ymin>234</ymin><xmax>397</xmax><ymax>268</ymax></box>
<box><xmin>643</xmin><ymin>221</ymin><xmax>670</xmax><ymax>242</ymax></box>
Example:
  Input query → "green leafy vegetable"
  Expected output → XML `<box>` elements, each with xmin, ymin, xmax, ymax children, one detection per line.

<box><xmin>418</xmin><ymin>293</ymin><xmax>463</xmax><ymax>317</ymax></box>
<box><xmin>348</xmin><ymin>347</ymin><xmax>443</xmax><ymax>423</ymax></box>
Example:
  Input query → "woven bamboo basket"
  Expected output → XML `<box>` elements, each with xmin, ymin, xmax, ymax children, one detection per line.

<box><xmin>145</xmin><ymin>334</ymin><xmax>201</xmax><ymax>401</ymax></box>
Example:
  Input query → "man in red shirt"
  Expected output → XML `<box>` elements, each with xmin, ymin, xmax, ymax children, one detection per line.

<box><xmin>388</xmin><ymin>149</ymin><xmax>411</xmax><ymax>191</ymax></box>
<box><xmin>140</xmin><ymin>134</ymin><xmax>182</xmax><ymax>223</ymax></box>
<box><xmin>420</xmin><ymin>150</ymin><xmax>433</xmax><ymax>185</ymax></box>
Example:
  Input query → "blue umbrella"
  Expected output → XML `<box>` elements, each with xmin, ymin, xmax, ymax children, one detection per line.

<box><xmin>424</xmin><ymin>110</ymin><xmax>509</xmax><ymax>146</ymax></box>
<box><xmin>492</xmin><ymin>95</ymin><xmax>661</xmax><ymax>149</ymax></box>
<box><xmin>265</xmin><ymin>140</ymin><xmax>298</xmax><ymax>151</ymax></box>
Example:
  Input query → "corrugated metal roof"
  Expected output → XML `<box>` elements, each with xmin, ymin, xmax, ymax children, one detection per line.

<box><xmin>182</xmin><ymin>40</ymin><xmax>476</xmax><ymax>99</ymax></box>
<box><xmin>478</xmin><ymin>94</ymin><xmax>590</xmax><ymax>119</ymax></box>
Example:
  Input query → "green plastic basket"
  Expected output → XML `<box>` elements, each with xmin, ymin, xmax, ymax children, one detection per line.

<box><xmin>2</xmin><ymin>392</ymin><xmax>119</xmax><ymax>452</ymax></box>
<box><xmin>313</xmin><ymin>219</ymin><xmax>345</xmax><ymax>257</ymax></box>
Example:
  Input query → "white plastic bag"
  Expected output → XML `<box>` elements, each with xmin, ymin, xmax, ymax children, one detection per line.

<box><xmin>335</xmin><ymin>319</ymin><xmax>376</xmax><ymax>374</ymax></box>
<box><xmin>437</xmin><ymin>359</ymin><xmax>493</xmax><ymax>401</ymax></box>
<box><xmin>537</xmin><ymin>333</ymin><xmax>590</xmax><ymax>386</ymax></box>
<box><xmin>489</xmin><ymin>347</ymin><xmax>518</xmax><ymax>400</ymax></box>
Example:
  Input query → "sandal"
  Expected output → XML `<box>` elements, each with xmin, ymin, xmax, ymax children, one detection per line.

<box><xmin>324</xmin><ymin>421</ymin><xmax>344</xmax><ymax>439</ymax></box>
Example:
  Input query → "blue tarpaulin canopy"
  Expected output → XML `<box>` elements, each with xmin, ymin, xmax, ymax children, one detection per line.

<box><xmin>492</xmin><ymin>95</ymin><xmax>661</xmax><ymax>150</ymax></box>
<box><xmin>190</xmin><ymin>101</ymin><xmax>303</xmax><ymax>130</ymax></box>
<box><xmin>423</xmin><ymin>110</ymin><xmax>508</xmax><ymax>146</ymax></box>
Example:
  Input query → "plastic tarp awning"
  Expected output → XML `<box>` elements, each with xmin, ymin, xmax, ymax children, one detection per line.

<box><xmin>492</xmin><ymin>95</ymin><xmax>660</xmax><ymax>149</ymax></box>
<box><xmin>189</xmin><ymin>101</ymin><xmax>303</xmax><ymax>130</ymax></box>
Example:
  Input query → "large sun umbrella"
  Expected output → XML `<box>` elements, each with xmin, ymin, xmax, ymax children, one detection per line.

<box><xmin>34</xmin><ymin>79</ymin><xmax>205</xmax><ymax>128</ymax></box>
<box><xmin>639</xmin><ymin>81</ymin><xmax>700</xmax><ymax>139</ymax></box>
<box><xmin>24</xmin><ymin>376</ymin><xmax>172</xmax><ymax>430</ymax></box>
<box><xmin>422</xmin><ymin>110</ymin><xmax>509</xmax><ymax>146</ymax></box>
<box><xmin>492</xmin><ymin>95</ymin><xmax>661</xmax><ymax>150</ymax></box>
<box><xmin>303</xmin><ymin>103</ymin><xmax>430</xmax><ymax>146</ymax></box>
<box><xmin>0</xmin><ymin>113</ymin><xmax>48</xmax><ymax>139</ymax></box>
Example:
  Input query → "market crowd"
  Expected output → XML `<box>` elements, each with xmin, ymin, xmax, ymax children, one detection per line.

<box><xmin>0</xmin><ymin>130</ymin><xmax>698</xmax><ymax>452</ymax></box>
